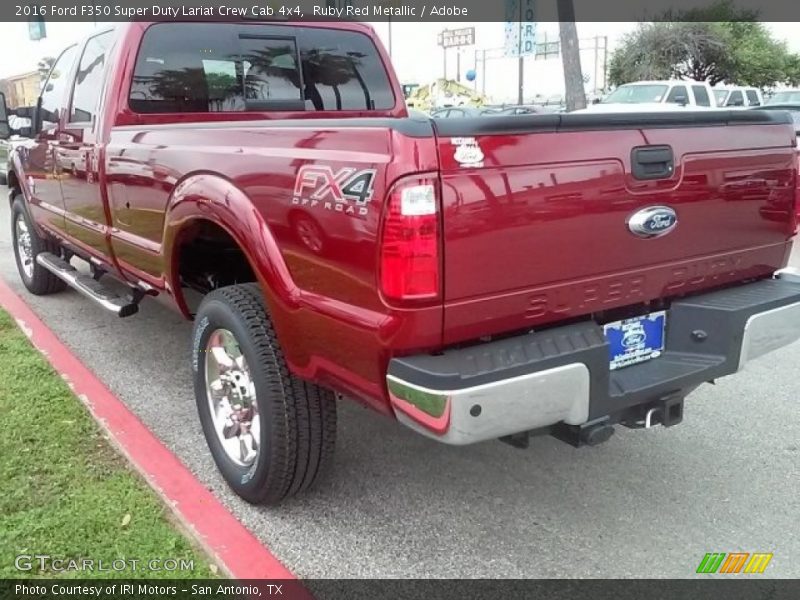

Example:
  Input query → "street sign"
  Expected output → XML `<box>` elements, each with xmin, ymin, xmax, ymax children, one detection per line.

<box><xmin>437</xmin><ymin>27</ymin><xmax>476</xmax><ymax>49</ymax></box>
<box><xmin>504</xmin><ymin>0</ymin><xmax>536</xmax><ymax>57</ymax></box>
<box><xmin>28</xmin><ymin>18</ymin><xmax>46</xmax><ymax>41</ymax></box>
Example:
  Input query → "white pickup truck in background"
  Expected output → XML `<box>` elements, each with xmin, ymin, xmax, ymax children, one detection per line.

<box><xmin>579</xmin><ymin>80</ymin><xmax>715</xmax><ymax>113</ymax></box>
<box><xmin>767</xmin><ymin>89</ymin><xmax>800</xmax><ymax>105</ymax></box>
<box><xmin>713</xmin><ymin>86</ymin><xmax>764</xmax><ymax>108</ymax></box>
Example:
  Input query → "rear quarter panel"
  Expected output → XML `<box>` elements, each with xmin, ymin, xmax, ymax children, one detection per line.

<box><xmin>105</xmin><ymin>121</ymin><xmax>441</xmax><ymax>411</ymax></box>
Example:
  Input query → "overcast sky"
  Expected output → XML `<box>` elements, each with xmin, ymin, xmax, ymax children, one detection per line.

<box><xmin>1</xmin><ymin>21</ymin><xmax>798</xmax><ymax>99</ymax></box>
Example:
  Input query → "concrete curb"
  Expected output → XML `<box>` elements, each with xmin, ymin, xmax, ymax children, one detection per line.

<box><xmin>0</xmin><ymin>277</ymin><xmax>297</xmax><ymax>581</ymax></box>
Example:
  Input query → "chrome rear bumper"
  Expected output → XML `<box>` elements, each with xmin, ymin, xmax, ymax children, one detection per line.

<box><xmin>388</xmin><ymin>364</ymin><xmax>590</xmax><ymax>445</ymax></box>
<box><xmin>389</xmin><ymin>272</ymin><xmax>800</xmax><ymax>445</ymax></box>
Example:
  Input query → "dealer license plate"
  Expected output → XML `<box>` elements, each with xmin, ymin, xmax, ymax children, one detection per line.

<box><xmin>603</xmin><ymin>311</ymin><xmax>666</xmax><ymax>371</ymax></box>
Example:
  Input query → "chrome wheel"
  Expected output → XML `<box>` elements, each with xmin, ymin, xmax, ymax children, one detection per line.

<box><xmin>204</xmin><ymin>328</ymin><xmax>261</xmax><ymax>467</ymax></box>
<box><xmin>14</xmin><ymin>213</ymin><xmax>34</xmax><ymax>280</ymax></box>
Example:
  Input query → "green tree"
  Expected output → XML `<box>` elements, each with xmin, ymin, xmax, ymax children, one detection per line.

<box><xmin>608</xmin><ymin>0</ymin><xmax>800</xmax><ymax>89</ymax></box>
<box><xmin>724</xmin><ymin>22</ymin><xmax>796</xmax><ymax>89</ymax></box>
<box><xmin>784</xmin><ymin>54</ymin><xmax>800</xmax><ymax>86</ymax></box>
<box><xmin>608</xmin><ymin>22</ymin><xmax>726</xmax><ymax>85</ymax></box>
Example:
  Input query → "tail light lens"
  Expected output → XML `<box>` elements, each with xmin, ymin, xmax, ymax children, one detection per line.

<box><xmin>379</xmin><ymin>175</ymin><xmax>441</xmax><ymax>301</ymax></box>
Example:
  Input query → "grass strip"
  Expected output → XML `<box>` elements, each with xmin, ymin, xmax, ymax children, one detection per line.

<box><xmin>0</xmin><ymin>309</ymin><xmax>217</xmax><ymax>579</ymax></box>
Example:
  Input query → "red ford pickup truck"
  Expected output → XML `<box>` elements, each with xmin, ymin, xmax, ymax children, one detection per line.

<box><xmin>4</xmin><ymin>21</ymin><xmax>800</xmax><ymax>505</ymax></box>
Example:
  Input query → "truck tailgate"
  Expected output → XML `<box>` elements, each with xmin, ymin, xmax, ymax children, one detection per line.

<box><xmin>435</xmin><ymin>111</ymin><xmax>797</xmax><ymax>343</ymax></box>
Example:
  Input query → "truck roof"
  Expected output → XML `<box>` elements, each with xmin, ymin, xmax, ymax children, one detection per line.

<box><xmin>70</xmin><ymin>19</ymin><xmax>378</xmax><ymax>48</ymax></box>
<box><xmin>620</xmin><ymin>80</ymin><xmax>710</xmax><ymax>86</ymax></box>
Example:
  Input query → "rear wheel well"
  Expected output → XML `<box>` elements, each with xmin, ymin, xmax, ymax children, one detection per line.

<box><xmin>175</xmin><ymin>220</ymin><xmax>257</xmax><ymax>314</ymax></box>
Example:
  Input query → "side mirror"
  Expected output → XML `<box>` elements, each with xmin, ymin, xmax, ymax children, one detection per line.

<box><xmin>14</xmin><ymin>106</ymin><xmax>35</xmax><ymax>119</ymax></box>
<box><xmin>0</xmin><ymin>92</ymin><xmax>10</xmax><ymax>140</ymax></box>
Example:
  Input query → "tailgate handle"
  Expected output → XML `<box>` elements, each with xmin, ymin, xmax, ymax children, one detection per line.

<box><xmin>631</xmin><ymin>145</ymin><xmax>674</xmax><ymax>181</ymax></box>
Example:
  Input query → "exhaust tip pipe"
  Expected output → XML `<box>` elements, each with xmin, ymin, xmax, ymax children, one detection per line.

<box><xmin>580</xmin><ymin>422</ymin><xmax>615</xmax><ymax>446</ymax></box>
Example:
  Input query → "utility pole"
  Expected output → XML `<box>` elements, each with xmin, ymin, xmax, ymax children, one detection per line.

<box><xmin>473</xmin><ymin>49</ymin><xmax>478</xmax><ymax>92</ymax></box>
<box><xmin>456</xmin><ymin>49</ymin><xmax>461</xmax><ymax>81</ymax></box>
<box><xmin>517</xmin><ymin>0</ymin><xmax>524</xmax><ymax>104</ymax></box>
<box><xmin>593</xmin><ymin>35</ymin><xmax>599</xmax><ymax>96</ymax></box>
<box><xmin>482</xmin><ymin>49</ymin><xmax>487</xmax><ymax>96</ymax></box>
<box><xmin>443</xmin><ymin>47</ymin><xmax>447</xmax><ymax>80</ymax></box>
<box><xmin>557</xmin><ymin>0</ymin><xmax>586</xmax><ymax>111</ymax></box>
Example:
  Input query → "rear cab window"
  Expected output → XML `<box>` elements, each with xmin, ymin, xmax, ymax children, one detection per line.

<box><xmin>129</xmin><ymin>23</ymin><xmax>395</xmax><ymax>114</ymax></box>
<box><xmin>745</xmin><ymin>89</ymin><xmax>761</xmax><ymax>106</ymax></box>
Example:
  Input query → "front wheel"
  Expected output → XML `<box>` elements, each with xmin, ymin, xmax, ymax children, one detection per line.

<box><xmin>191</xmin><ymin>283</ymin><xmax>337</xmax><ymax>505</ymax></box>
<box><xmin>10</xmin><ymin>195</ymin><xmax>67</xmax><ymax>295</ymax></box>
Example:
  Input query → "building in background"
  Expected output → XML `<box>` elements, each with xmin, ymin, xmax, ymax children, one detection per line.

<box><xmin>0</xmin><ymin>71</ymin><xmax>40</xmax><ymax>108</ymax></box>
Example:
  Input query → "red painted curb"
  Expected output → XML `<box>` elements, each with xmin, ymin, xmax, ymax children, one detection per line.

<box><xmin>0</xmin><ymin>277</ymin><xmax>296</xmax><ymax>581</ymax></box>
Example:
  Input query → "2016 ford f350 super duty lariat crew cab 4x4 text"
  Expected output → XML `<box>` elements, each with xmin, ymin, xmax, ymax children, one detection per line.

<box><xmin>4</xmin><ymin>21</ymin><xmax>800</xmax><ymax>504</ymax></box>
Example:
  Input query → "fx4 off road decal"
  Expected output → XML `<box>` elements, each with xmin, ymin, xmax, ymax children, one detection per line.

<box><xmin>292</xmin><ymin>165</ymin><xmax>377</xmax><ymax>216</ymax></box>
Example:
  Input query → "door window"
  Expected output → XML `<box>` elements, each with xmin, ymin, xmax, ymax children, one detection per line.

<box><xmin>70</xmin><ymin>31</ymin><xmax>114</xmax><ymax>124</ymax></box>
<box><xmin>692</xmin><ymin>85</ymin><xmax>711</xmax><ymax>107</ymax></box>
<box><xmin>726</xmin><ymin>91</ymin><xmax>744</xmax><ymax>106</ymax></box>
<box><xmin>39</xmin><ymin>45</ymin><xmax>78</xmax><ymax>129</ymax></box>
<box><xmin>665</xmin><ymin>86</ymin><xmax>688</xmax><ymax>104</ymax></box>
<box><xmin>745</xmin><ymin>90</ymin><xmax>761</xmax><ymax>106</ymax></box>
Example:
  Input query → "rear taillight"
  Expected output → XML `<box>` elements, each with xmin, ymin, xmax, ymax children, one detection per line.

<box><xmin>379</xmin><ymin>175</ymin><xmax>441</xmax><ymax>302</ymax></box>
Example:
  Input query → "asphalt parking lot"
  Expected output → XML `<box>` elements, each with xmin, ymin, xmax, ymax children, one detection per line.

<box><xmin>2</xmin><ymin>191</ymin><xmax>799</xmax><ymax>578</ymax></box>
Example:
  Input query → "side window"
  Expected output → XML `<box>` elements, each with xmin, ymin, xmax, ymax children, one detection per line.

<box><xmin>746</xmin><ymin>90</ymin><xmax>760</xmax><ymax>106</ymax></box>
<box><xmin>726</xmin><ymin>90</ymin><xmax>744</xmax><ymax>106</ymax></box>
<box><xmin>70</xmin><ymin>31</ymin><xmax>114</xmax><ymax>124</ymax></box>
<box><xmin>665</xmin><ymin>85</ymin><xmax>688</xmax><ymax>104</ymax></box>
<box><xmin>298</xmin><ymin>27</ymin><xmax>395</xmax><ymax>111</ymax></box>
<box><xmin>39</xmin><ymin>45</ymin><xmax>78</xmax><ymax>129</ymax></box>
<box><xmin>692</xmin><ymin>85</ymin><xmax>711</xmax><ymax>107</ymax></box>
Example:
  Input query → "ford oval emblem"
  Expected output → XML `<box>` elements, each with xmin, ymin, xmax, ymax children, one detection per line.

<box><xmin>627</xmin><ymin>206</ymin><xmax>678</xmax><ymax>238</ymax></box>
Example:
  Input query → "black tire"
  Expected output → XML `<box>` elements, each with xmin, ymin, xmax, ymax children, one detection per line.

<box><xmin>192</xmin><ymin>283</ymin><xmax>337</xmax><ymax>505</ymax></box>
<box><xmin>10</xmin><ymin>195</ymin><xmax>67</xmax><ymax>295</ymax></box>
